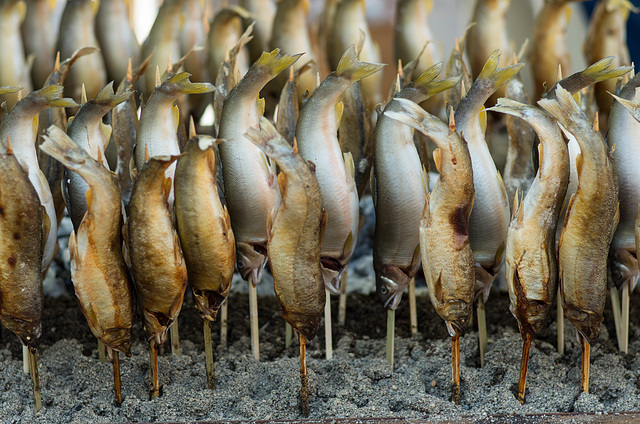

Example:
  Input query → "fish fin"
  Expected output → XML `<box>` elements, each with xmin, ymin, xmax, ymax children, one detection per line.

<box><xmin>421</xmin><ymin>193</ymin><xmax>431</xmax><ymax>226</ymax></box>
<box><xmin>420</xmin><ymin>165</ymin><xmax>429</xmax><ymax>196</ymax></box>
<box><xmin>99</xmin><ymin>122</ymin><xmax>112</xmax><ymax>151</ymax></box>
<box><xmin>166</xmin><ymin>72</ymin><xmax>215</xmax><ymax>95</ymax></box>
<box><xmin>144</xmin><ymin>145</ymin><xmax>150</xmax><ymax>162</ymax></box>
<box><xmin>336</xmin><ymin>44</ymin><xmax>385</xmax><ymax>82</ymax></box>
<box><xmin>172</xmin><ymin>104</ymin><xmax>180</xmax><ymax>131</ymax></box>
<box><xmin>257</xmin><ymin>97</ymin><xmax>266</xmax><ymax>117</ymax></box>
<box><xmin>32</xmin><ymin>85</ymin><xmax>78</xmax><ymax>108</ymax></box>
<box><xmin>385</xmin><ymin>98</ymin><xmax>450</xmax><ymax>141</ymax></box>
<box><xmin>42</xmin><ymin>206</ymin><xmax>51</xmax><ymax>254</ymax></box>
<box><xmin>538</xmin><ymin>85</ymin><xmax>581</xmax><ymax>125</ymax></box>
<box><xmin>67</xmin><ymin>229</ymin><xmax>77</xmax><ymax>266</ymax></box>
<box><xmin>493</xmin><ymin>242</ymin><xmax>506</xmax><ymax>275</ymax></box>
<box><xmin>266</xmin><ymin>206</ymin><xmax>277</xmax><ymax>241</ymax></box>
<box><xmin>343</xmin><ymin>151</ymin><xmax>355</xmax><ymax>181</ymax></box>
<box><xmin>355</xmin><ymin>30</ymin><xmax>365</xmax><ymax>57</ymax></box>
<box><xmin>479</xmin><ymin>106</ymin><xmax>487</xmax><ymax>135</ymax></box>
<box><xmin>93</xmin><ymin>81</ymin><xmax>132</xmax><ymax>108</ymax></box>
<box><xmin>81</xmin><ymin>84</ymin><xmax>88</xmax><ymax>104</ymax></box>
<box><xmin>575</xmin><ymin>152</ymin><xmax>583</xmax><ymax>180</ymax></box>
<box><xmin>433</xmin><ymin>148</ymin><xmax>443</xmax><ymax>173</ymax></box>
<box><xmin>39</xmin><ymin>126</ymin><xmax>90</xmax><ymax>170</ymax></box>
<box><xmin>254</xmin><ymin>49</ymin><xmax>302</xmax><ymax>79</ymax></box>
<box><xmin>129</xmin><ymin>156</ymin><xmax>138</xmax><ymax>181</ymax></box>
<box><xmin>477</xmin><ymin>50</ymin><xmax>524</xmax><ymax>90</ymax></box>
<box><xmin>163</xmin><ymin>177</ymin><xmax>173</xmax><ymax>202</ymax></box>
<box><xmin>511</xmin><ymin>189</ymin><xmax>520</xmax><ymax>221</ymax></box>
<box><xmin>334</xmin><ymin>99</ymin><xmax>344</xmax><ymax>127</ymax></box>
<box><xmin>85</xmin><ymin>187</ymin><xmax>93</xmax><ymax>210</ymax></box>
<box><xmin>412</xmin><ymin>63</ymin><xmax>461</xmax><ymax>98</ymax></box>
<box><xmin>580</xmin><ymin>56</ymin><xmax>633</xmax><ymax>85</ymax></box>
<box><xmin>277</xmin><ymin>172</ymin><xmax>287</xmax><ymax>198</ymax></box>
<box><xmin>610</xmin><ymin>88</ymin><xmax>640</xmax><ymax>122</ymax></box>
<box><xmin>342</xmin><ymin>231</ymin><xmax>354</xmax><ymax>258</ymax></box>
<box><xmin>496</xmin><ymin>171</ymin><xmax>508</xmax><ymax>204</ymax></box>
<box><xmin>32</xmin><ymin>114</ymin><xmax>39</xmax><ymax>139</ymax></box>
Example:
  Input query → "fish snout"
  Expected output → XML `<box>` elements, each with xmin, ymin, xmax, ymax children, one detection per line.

<box><xmin>442</xmin><ymin>300</ymin><xmax>473</xmax><ymax>334</ymax></box>
<box><xmin>102</xmin><ymin>328</ymin><xmax>133</xmax><ymax>356</ymax></box>
<box><xmin>376</xmin><ymin>276</ymin><xmax>404</xmax><ymax>310</ymax></box>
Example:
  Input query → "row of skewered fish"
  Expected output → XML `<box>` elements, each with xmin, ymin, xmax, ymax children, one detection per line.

<box><xmin>1</xmin><ymin>0</ymin><xmax>639</xmax><ymax>417</ymax></box>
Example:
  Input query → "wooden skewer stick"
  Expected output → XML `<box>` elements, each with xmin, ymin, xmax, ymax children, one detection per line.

<box><xmin>220</xmin><ymin>300</ymin><xmax>228</xmax><ymax>349</ymax></box>
<box><xmin>28</xmin><ymin>346</ymin><xmax>41</xmax><ymax>413</ymax></box>
<box><xmin>170</xmin><ymin>316</ymin><xmax>180</xmax><ymax>356</ymax></box>
<box><xmin>248</xmin><ymin>274</ymin><xmax>260</xmax><ymax>361</ymax></box>
<box><xmin>149</xmin><ymin>339</ymin><xmax>160</xmax><ymax>399</ymax></box>
<box><xmin>610</xmin><ymin>286</ymin><xmax>623</xmax><ymax>351</ymax></box>
<box><xmin>451</xmin><ymin>334</ymin><xmax>461</xmax><ymax>405</ymax></box>
<box><xmin>324</xmin><ymin>288</ymin><xmax>333</xmax><ymax>360</ymax></box>
<box><xmin>110</xmin><ymin>349</ymin><xmax>123</xmax><ymax>406</ymax></box>
<box><xmin>477</xmin><ymin>297</ymin><xmax>487</xmax><ymax>367</ymax></box>
<box><xmin>98</xmin><ymin>339</ymin><xmax>106</xmax><ymax>363</ymax></box>
<box><xmin>386</xmin><ymin>309</ymin><xmax>395</xmax><ymax>370</ymax></box>
<box><xmin>579</xmin><ymin>332</ymin><xmax>591</xmax><ymax>394</ymax></box>
<box><xmin>557</xmin><ymin>288</ymin><xmax>565</xmax><ymax>355</ymax></box>
<box><xmin>285</xmin><ymin>322</ymin><xmax>293</xmax><ymax>348</ymax></box>
<box><xmin>204</xmin><ymin>319</ymin><xmax>215</xmax><ymax>390</ymax></box>
<box><xmin>621</xmin><ymin>281</ymin><xmax>630</xmax><ymax>354</ymax></box>
<box><xmin>517</xmin><ymin>333</ymin><xmax>533</xmax><ymax>404</ymax></box>
<box><xmin>299</xmin><ymin>333</ymin><xmax>309</xmax><ymax>417</ymax></box>
<box><xmin>409</xmin><ymin>278</ymin><xmax>417</xmax><ymax>335</ymax></box>
<box><xmin>337</xmin><ymin>267</ymin><xmax>348</xmax><ymax>326</ymax></box>
<box><xmin>22</xmin><ymin>345</ymin><xmax>29</xmax><ymax>374</ymax></box>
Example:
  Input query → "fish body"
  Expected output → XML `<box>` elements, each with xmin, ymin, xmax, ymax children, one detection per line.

<box><xmin>208</xmin><ymin>7</ymin><xmax>250</xmax><ymax>89</ymax></box>
<box><xmin>454</xmin><ymin>51</ymin><xmax>523</xmax><ymax>298</ymax></box>
<box><xmin>64</xmin><ymin>83</ymin><xmax>131</xmax><ymax>231</ymax></box>
<box><xmin>175</xmin><ymin>135</ymin><xmax>236</xmax><ymax>321</ymax></box>
<box><xmin>180</xmin><ymin>0</ymin><xmax>209</xmax><ymax>120</ymax></box>
<box><xmin>275</xmin><ymin>68</ymin><xmax>298</xmax><ymax>146</ymax></box>
<box><xmin>240</xmin><ymin>0</ymin><xmax>275</xmax><ymax>64</ymax></box>
<box><xmin>539</xmin><ymin>85</ymin><xmax>619</xmax><ymax>343</ymax></box>
<box><xmin>0</xmin><ymin>0</ymin><xmax>32</xmax><ymax>109</ymax></box>
<box><xmin>373</xmin><ymin>64</ymin><xmax>459</xmax><ymax>309</ymax></box>
<box><xmin>96</xmin><ymin>0</ymin><xmax>140</xmax><ymax>86</ymax></box>
<box><xmin>22</xmin><ymin>0</ymin><xmax>57</xmax><ymax>90</ymax></box>
<box><xmin>386</xmin><ymin>98</ymin><xmax>475</xmax><ymax>335</ymax></box>
<box><xmin>0</xmin><ymin>148</ymin><xmax>43</xmax><ymax>348</ymax></box>
<box><xmin>128</xmin><ymin>154</ymin><xmax>187</xmax><ymax>345</ymax></box>
<box><xmin>218</xmin><ymin>49</ymin><xmax>300</xmax><ymax>282</ymax></box>
<box><xmin>246</xmin><ymin>117</ymin><xmax>325</xmax><ymax>340</ymax></box>
<box><xmin>0</xmin><ymin>85</ymin><xmax>77</xmax><ymax>271</ymax></box>
<box><xmin>489</xmin><ymin>99</ymin><xmax>569</xmax><ymax>337</ymax></box>
<box><xmin>57</xmin><ymin>0</ymin><xmax>107</xmax><ymax>103</ymax></box>
<box><xmin>296</xmin><ymin>45</ymin><xmax>384</xmax><ymax>291</ymax></box>
<box><xmin>41</xmin><ymin>126</ymin><xmax>134</xmax><ymax>354</ymax></box>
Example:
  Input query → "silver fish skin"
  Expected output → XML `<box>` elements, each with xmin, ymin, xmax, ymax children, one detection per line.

<box><xmin>64</xmin><ymin>83</ymin><xmax>131</xmax><ymax>231</ymax></box>
<box><xmin>0</xmin><ymin>85</ymin><xmax>77</xmax><ymax>271</ymax></box>
<box><xmin>454</xmin><ymin>51</ymin><xmax>523</xmax><ymax>299</ymax></box>
<box><xmin>373</xmin><ymin>63</ymin><xmax>460</xmax><ymax>310</ymax></box>
<box><xmin>385</xmin><ymin>98</ymin><xmax>475</xmax><ymax>336</ymax></box>
<box><xmin>608</xmin><ymin>75</ymin><xmax>640</xmax><ymax>290</ymax></box>
<box><xmin>96</xmin><ymin>0</ymin><xmax>140</xmax><ymax>86</ymax></box>
<box><xmin>218</xmin><ymin>49</ymin><xmax>300</xmax><ymax>283</ymax></box>
<box><xmin>296</xmin><ymin>44</ymin><xmax>384</xmax><ymax>292</ymax></box>
<box><xmin>539</xmin><ymin>85</ymin><xmax>619</xmax><ymax>343</ymax></box>
<box><xmin>57</xmin><ymin>0</ymin><xmax>107</xmax><ymax>103</ymax></box>
<box><xmin>488</xmin><ymin>98</ymin><xmax>569</xmax><ymax>337</ymax></box>
<box><xmin>22</xmin><ymin>0</ymin><xmax>57</xmax><ymax>90</ymax></box>
<box><xmin>0</xmin><ymin>0</ymin><xmax>32</xmax><ymax>109</ymax></box>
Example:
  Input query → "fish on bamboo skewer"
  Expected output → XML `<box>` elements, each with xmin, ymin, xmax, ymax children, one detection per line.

<box><xmin>0</xmin><ymin>0</ymin><xmax>32</xmax><ymax>109</ymax></box>
<box><xmin>57</xmin><ymin>0</ymin><xmax>106</xmax><ymax>104</ymax></box>
<box><xmin>608</xmin><ymin>78</ymin><xmax>640</xmax><ymax>353</ymax></box>
<box><xmin>245</xmin><ymin>117</ymin><xmax>325</xmax><ymax>417</ymax></box>
<box><xmin>275</xmin><ymin>67</ymin><xmax>299</xmax><ymax>146</ymax></box>
<box><xmin>180</xmin><ymin>0</ymin><xmax>209</xmax><ymax>122</ymax></box>
<box><xmin>538</xmin><ymin>85</ymin><xmax>619</xmax><ymax>394</ymax></box>
<box><xmin>0</xmin><ymin>140</ymin><xmax>44</xmax><ymax>412</ymax></box>
<box><xmin>218</xmin><ymin>49</ymin><xmax>301</xmax><ymax>360</ymax></box>
<box><xmin>487</xmin><ymin>99</ymin><xmax>569</xmax><ymax>403</ymax></box>
<box><xmin>240</xmin><ymin>0</ymin><xmax>275</xmax><ymax>65</ymax></box>
<box><xmin>63</xmin><ymin>82</ymin><xmax>132</xmax><ymax>232</ymax></box>
<box><xmin>0</xmin><ymin>85</ymin><xmax>77</xmax><ymax>272</ymax></box>
<box><xmin>22</xmin><ymin>0</ymin><xmax>58</xmax><ymax>91</ymax></box>
<box><xmin>128</xmin><ymin>152</ymin><xmax>187</xmax><ymax>398</ymax></box>
<box><xmin>454</xmin><ymin>51</ymin><xmax>523</xmax><ymax>366</ymax></box>
<box><xmin>175</xmin><ymin>131</ymin><xmax>236</xmax><ymax>389</ymax></box>
<box><xmin>583</xmin><ymin>0</ymin><xmax>634</xmax><ymax>132</ymax></box>
<box><xmin>41</xmin><ymin>125</ymin><xmax>134</xmax><ymax>405</ymax></box>
<box><xmin>373</xmin><ymin>64</ymin><xmax>460</xmax><ymax>368</ymax></box>
<box><xmin>208</xmin><ymin>6</ymin><xmax>251</xmax><ymax>91</ymax></box>
<box><xmin>386</xmin><ymin>98</ymin><xmax>475</xmax><ymax>405</ymax></box>
<box><xmin>96</xmin><ymin>0</ymin><xmax>140</xmax><ymax>87</ymax></box>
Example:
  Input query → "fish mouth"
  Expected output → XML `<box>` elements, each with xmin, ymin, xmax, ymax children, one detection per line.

<box><xmin>321</xmin><ymin>257</ymin><xmax>345</xmax><ymax>294</ymax></box>
<box><xmin>383</xmin><ymin>290</ymin><xmax>403</xmax><ymax>310</ymax></box>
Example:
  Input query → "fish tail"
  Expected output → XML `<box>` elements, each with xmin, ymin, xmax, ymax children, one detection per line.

<box><xmin>336</xmin><ymin>44</ymin><xmax>385</xmax><ymax>82</ymax></box>
<box><xmin>245</xmin><ymin>116</ymin><xmax>287</xmax><ymax>153</ymax></box>
<box><xmin>385</xmin><ymin>98</ymin><xmax>449</xmax><ymax>139</ymax></box>
<box><xmin>93</xmin><ymin>82</ymin><xmax>132</xmax><ymax>107</ymax></box>
<box><xmin>254</xmin><ymin>49</ymin><xmax>303</xmax><ymax>78</ymax></box>
<box><xmin>581</xmin><ymin>57</ymin><xmax>633</xmax><ymax>85</ymax></box>
<box><xmin>413</xmin><ymin>63</ymin><xmax>462</xmax><ymax>98</ymax></box>
<box><xmin>0</xmin><ymin>86</ymin><xmax>21</xmax><ymax>95</ymax></box>
<box><xmin>486</xmin><ymin>98</ymin><xmax>537</xmax><ymax>120</ymax></box>
<box><xmin>32</xmin><ymin>85</ymin><xmax>78</xmax><ymax>108</ymax></box>
<box><xmin>477</xmin><ymin>50</ymin><xmax>524</xmax><ymax>90</ymax></box>
<box><xmin>166</xmin><ymin>72</ymin><xmax>215</xmax><ymax>95</ymax></box>
<box><xmin>39</xmin><ymin>125</ymin><xmax>90</xmax><ymax>171</ymax></box>
<box><xmin>538</xmin><ymin>85</ymin><xmax>582</xmax><ymax>127</ymax></box>
<box><xmin>611</xmin><ymin>87</ymin><xmax>640</xmax><ymax>121</ymax></box>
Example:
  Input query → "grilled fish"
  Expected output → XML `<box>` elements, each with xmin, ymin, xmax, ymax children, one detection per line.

<box><xmin>208</xmin><ymin>6</ymin><xmax>250</xmax><ymax>89</ymax></box>
<box><xmin>0</xmin><ymin>0</ymin><xmax>32</xmax><ymax>109</ymax></box>
<box><xmin>180</xmin><ymin>0</ymin><xmax>209</xmax><ymax>121</ymax></box>
<box><xmin>240</xmin><ymin>0</ymin><xmax>275</xmax><ymax>65</ymax></box>
<box><xmin>22</xmin><ymin>0</ymin><xmax>57</xmax><ymax>90</ymax></box>
<box><xmin>275</xmin><ymin>67</ymin><xmax>299</xmax><ymax>146</ymax></box>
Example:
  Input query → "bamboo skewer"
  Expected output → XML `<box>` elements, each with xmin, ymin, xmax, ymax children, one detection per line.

<box><xmin>170</xmin><ymin>317</ymin><xmax>180</xmax><ymax>356</ymax></box>
<box><xmin>477</xmin><ymin>297</ymin><xmax>487</xmax><ymax>367</ymax></box>
<box><xmin>149</xmin><ymin>339</ymin><xmax>160</xmax><ymax>399</ymax></box>
<box><xmin>220</xmin><ymin>300</ymin><xmax>228</xmax><ymax>349</ymax></box>
<box><xmin>98</xmin><ymin>339</ymin><xmax>106</xmax><ymax>363</ymax></box>
<box><xmin>249</xmin><ymin>275</ymin><xmax>260</xmax><ymax>360</ymax></box>
<box><xmin>324</xmin><ymin>288</ymin><xmax>333</xmax><ymax>360</ymax></box>
<box><xmin>285</xmin><ymin>322</ymin><xmax>293</xmax><ymax>348</ymax></box>
<box><xmin>517</xmin><ymin>334</ymin><xmax>533</xmax><ymax>404</ymax></box>
<box><xmin>204</xmin><ymin>319</ymin><xmax>215</xmax><ymax>390</ymax></box>
<box><xmin>557</xmin><ymin>288</ymin><xmax>565</xmax><ymax>355</ymax></box>
<box><xmin>610</xmin><ymin>286</ymin><xmax>623</xmax><ymax>351</ymax></box>
<box><xmin>621</xmin><ymin>282</ymin><xmax>630</xmax><ymax>354</ymax></box>
<box><xmin>28</xmin><ymin>346</ymin><xmax>41</xmax><ymax>413</ymax></box>
<box><xmin>110</xmin><ymin>349</ymin><xmax>123</xmax><ymax>406</ymax></box>
<box><xmin>409</xmin><ymin>278</ymin><xmax>417</xmax><ymax>335</ymax></box>
<box><xmin>386</xmin><ymin>309</ymin><xmax>395</xmax><ymax>370</ymax></box>
<box><xmin>338</xmin><ymin>268</ymin><xmax>348</xmax><ymax>326</ymax></box>
<box><xmin>451</xmin><ymin>334</ymin><xmax>461</xmax><ymax>405</ymax></box>
<box><xmin>299</xmin><ymin>333</ymin><xmax>309</xmax><ymax>417</ymax></box>
<box><xmin>579</xmin><ymin>333</ymin><xmax>591</xmax><ymax>393</ymax></box>
<box><xmin>22</xmin><ymin>345</ymin><xmax>29</xmax><ymax>374</ymax></box>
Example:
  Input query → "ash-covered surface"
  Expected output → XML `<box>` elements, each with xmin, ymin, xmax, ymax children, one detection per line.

<box><xmin>2</xmin><ymin>288</ymin><xmax>640</xmax><ymax>423</ymax></box>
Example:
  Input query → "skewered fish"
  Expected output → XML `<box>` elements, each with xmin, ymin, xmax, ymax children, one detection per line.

<box><xmin>22</xmin><ymin>0</ymin><xmax>58</xmax><ymax>90</ymax></box>
<box><xmin>0</xmin><ymin>0</ymin><xmax>32</xmax><ymax>109</ymax></box>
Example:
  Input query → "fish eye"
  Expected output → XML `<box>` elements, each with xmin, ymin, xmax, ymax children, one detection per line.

<box><xmin>379</xmin><ymin>285</ymin><xmax>388</xmax><ymax>295</ymax></box>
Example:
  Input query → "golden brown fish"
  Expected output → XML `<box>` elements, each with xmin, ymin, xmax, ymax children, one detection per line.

<box><xmin>180</xmin><ymin>0</ymin><xmax>209</xmax><ymax>121</ymax></box>
<box><xmin>22</xmin><ymin>0</ymin><xmax>58</xmax><ymax>90</ymax></box>
<box><xmin>275</xmin><ymin>67</ymin><xmax>299</xmax><ymax>146</ymax></box>
<box><xmin>0</xmin><ymin>0</ymin><xmax>32</xmax><ymax>109</ymax></box>
<box><xmin>240</xmin><ymin>0</ymin><xmax>275</xmax><ymax>64</ymax></box>
<box><xmin>208</xmin><ymin>6</ymin><xmax>251</xmax><ymax>89</ymax></box>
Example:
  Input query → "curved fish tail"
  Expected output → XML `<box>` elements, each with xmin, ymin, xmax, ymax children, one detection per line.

<box><xmin>336</xmin><ymin>44</ymin><xmax>385</xmax><ymax>82</ymax></box>
<box><xmin>254</xmin><ymin>49</ymin><xmax>303</xmax><ymax>78</ymax></box>
<box><xmin>477</xmin><ymin>50</ymin><xmax>525</xmax><ymax>90</ymax></box>
<box><xmin>39</xmin><ymin>126</ymin><xmax>90</xmax><ymax>171</ymax></box>
<box><xmin>385</xmin><ymin>97</ymin><xmax>450</xmax><ymax>140</ymax></box>
<box><xmin>546</xmin><ymin>57</ymin><xmax>633</xmax><ymax>99</ymax></box>
<box><xmin>611</xmin><ymin>87</ymin><xmax>640</xmax><ymax>122</ymax></box>
<box><xmin>166</xmin><ymin>72</ymin><xmax>216</xmax><ymax>95</ymax></box>
<box><xmin>93</xmin><ymin>82</ymin><xmax>132</xmax><ymax>108</ymax></box>
<box><xmin>412</xmin><ymin>62</ymin><xmax>462</xmax><ymax>98</ymax></box>
<box><xmin>31</xmin><ymin>85</ymin><xmax>78</xmax><ymax>108</ymax></box>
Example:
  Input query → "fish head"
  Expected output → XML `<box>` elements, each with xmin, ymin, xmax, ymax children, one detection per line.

<box><xmin>608</xmin><ymin>249</ymin><xmax>639</xmax><ymax>291</ymax></box>
<box><xmin>236</xmin><ymin>242</ymin><xmax>267</xmax><ymax>283</ymax></box>
<box><xmin>320</xmin><ymin>256</ymin><xmax>345</xmax><ymax>294</ymax></box>
<box><xmin>375</xmin><ymin>264</ymin><xmax>411</xmax><ymax>310</ymax></box>
<box><xmin>102</xmin><ymin>328</ymin><xmax>133</xmax><ymax>357</ymax></box>
<box><xmin>442</xmin><ymin>299</ymin><xmax>473</xmax><ymax>336</ymax></box>
<box><xmin>6</xmin><ymin>319</ymin><xmax>43</xmax><ymax>349</ymax></box>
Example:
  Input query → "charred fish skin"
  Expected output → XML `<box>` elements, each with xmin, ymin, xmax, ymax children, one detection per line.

<box><xmin>129</xmin><ymin>154</ymin><xmax>187</xmax><ymax>345</ymax></box>
<box><xmin>607</xmin><ymin>75</ymin><xmax>640</xmax><ymax>290</ymax></box>
<box><xmin>385</xmin><ymin>99</ymin><xmax>475</xmax><ymax>335</ymax></box>
<box><xmin>0</xmin><ymin>85</ymin><xmax>77</xmax><ymax>271</ymax></box>
<box><xmin>373</xmin><ymin>63</ymin><xmax>460</xmax><ymax>310</ymax></box>
<box><xmin>40</xmin><ymin>126</ymin><xmax>134</xmax><ymax>355</ymax></box>
<box><xmin>296</xmin><ymin>44</ymin><xmax>384</xmax><ymax>292</ymax></box>
<box><xmin>64</xmin><ymin>83</ymin><xmax>132</xmax><ymax>232</ymax></box>
<box><xmin>539</xmin><ymin>85</ymin><xmax>619</xmax><ymax>343</ymax></box>
<box><xmin>0</xmin><ymin>148</ymin><xmax>44</xmax><ymax>348</ymax></box>
<box><xmin>0</xmin><ymin>0</ymin><xmax>32</xmax><ymax>109</ymax></box>
<box><xmin>175</xmin><ymin>136</ymin><xmax>236</xmax><ymax>321</ymax></box>
<box><xmin>454</xmin><ymin>51</ymin><xmax>523</xmax><ymax>298</ymax></box>
<box><xmin>488</xmin><ymin>99</ymin><xmax>569</xmax><ymax>337</ymax></box>
<box><xmin>218</xmin><ymin>49</ymin><xmax>300</xmax><ymax>282</ymax></box>
<box><xmin>246</xmin><ymin>117</ymin><xmax>325</xmax><ymax>341</ymax></box>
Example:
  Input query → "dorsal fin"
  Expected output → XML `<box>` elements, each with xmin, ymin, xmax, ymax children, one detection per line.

<box><xmin>155</xmin><ymin>66</ymin><xmax>161</xmax><ymax>88</ymax></box>
<box><xmin>189</xmin><ymin>116</ymin><xmax>197</xmax><ymax>139</ymax></box>
<box><xmin>433</xmin><ymin>148</ymin><xmax>443</xmax><ymax>173</ymax></box>
<box><xmin>54</xmin><ymin>52</ymin><xmax>61</xmax><ymax>72</ymax></box>
<box><xmin>144</xmin><ymin>144</ymin><xmax>150</xmax><ymax>162</ymax></box>
<box><xmin>448</xmin><ymin>106</ymin><xmax>456</xmax><ymax>132</ymax></box>
<box><xmin>126</xmin><ymin>57</ymin><xmax>133</xmax><ymax>82</ymax></box>
<box><xmin>6</xmin><ymin>135</ymin><xmax>13</xmax><ymax>154</ymax></box>
<box><xmin>81</xmin><ymin>84</ymin><xmax>87</xmax><ymax>104</ymax></box>
<box><xmin>593</xmin><ymin>111</ymin><xmax>599</xmax><ymax>132</ymax></box>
